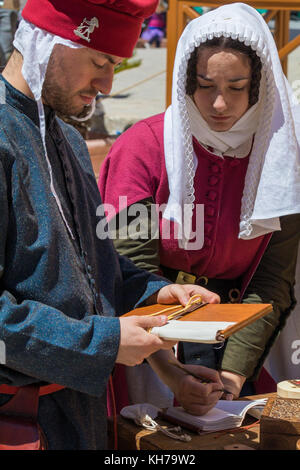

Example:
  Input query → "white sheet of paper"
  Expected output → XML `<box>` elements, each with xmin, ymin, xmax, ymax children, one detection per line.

<box><xmin>151</xmin><ymin>320</ymin><xmax>236</xmax><ymax>343</ymax></box>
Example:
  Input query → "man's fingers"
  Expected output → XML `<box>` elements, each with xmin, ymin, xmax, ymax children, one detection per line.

<box><xmin>159</xmin><ymin>339</ymin><xmax>178</xmax><ymax>349</ymax></box>
<box><xmin>117</xmin><ymin>316</ymin><xmax>171</xmax><ymax>366</ymax></box>
<box><xmin>135</xmin><ymin>314</ymin><xmax>168</xmax><ymax>329</ymax></box>
<box><xmin>136</xmin><ymin>315</ymin><xmax>177</xmax><ymax>349</ymax></box>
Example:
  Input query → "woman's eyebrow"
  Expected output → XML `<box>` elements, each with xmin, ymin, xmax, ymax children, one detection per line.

<box><xmin>228</xmin><ymin>77</ymin><xmax>250</xmax><ymax>82</ymax></box>
<box><xmin>197</xmin><ymin>74</ymin><xmax>213</xmax><ymax>81</ymax></box>
<box><xmin>197</xmin><ymin>74</ymin><xmax>250</xmax><ymax>82</ymax></box>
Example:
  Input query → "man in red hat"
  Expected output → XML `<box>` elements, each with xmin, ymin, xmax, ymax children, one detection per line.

<box><xmin>0</xmin><ymin>0</ymin><xmax>223</xmax><ymax>449</ymax></box>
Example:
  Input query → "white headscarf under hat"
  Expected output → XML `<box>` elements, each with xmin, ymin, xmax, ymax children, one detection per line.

<box><xmin>163</xmin><ymin>2</ymin><xmax>300</xmax><ymax>244</ymax></box>
<box><xmin>13</xmin><ymin>19</ymin><xmax>96</xmax><ymax>240</ymax></box>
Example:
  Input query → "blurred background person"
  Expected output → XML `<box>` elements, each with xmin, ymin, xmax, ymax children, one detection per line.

<box><xmin>0</xmin><ymin>0</ymin><xmax>19</xmax><ymax>67</ymax></box>
<box><xmin>140</xmin><ymin>0</ymin><xmax>167</xmax><ymax>48</ymax></box>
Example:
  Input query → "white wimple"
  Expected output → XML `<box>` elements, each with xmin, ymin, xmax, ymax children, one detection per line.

<box><xmin>163</xmin><ymin>3</ymin><xmax>300</xmax><ymax>242</ymax></box>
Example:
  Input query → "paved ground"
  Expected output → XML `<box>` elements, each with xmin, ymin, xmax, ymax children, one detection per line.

<box><xmin>103</xmin><ymin>48</ymin><xmax>167</xmax><ymax>135</ymax></box>
<box><xmin>102</xmin><ymin>32</ymin><xmax>300</xmax><ymax>135</ymax></box>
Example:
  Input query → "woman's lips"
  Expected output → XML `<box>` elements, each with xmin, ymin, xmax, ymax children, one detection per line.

<box><xmin>211</xmin><ymin>115</ymin><xmax>231</xmax><ymax>120</ymax></box>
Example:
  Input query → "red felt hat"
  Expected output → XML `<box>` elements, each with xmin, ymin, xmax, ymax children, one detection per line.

<box><xmin>22</xmin><ymin>0</ymin><xmax>159</xmax><ymax>58</ymax></box>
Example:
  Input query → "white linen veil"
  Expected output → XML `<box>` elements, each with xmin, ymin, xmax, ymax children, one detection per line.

<box><xmin>163</xmin><ymin>3</ymin><xmax>300</xmax><ymax>244</ymax></box>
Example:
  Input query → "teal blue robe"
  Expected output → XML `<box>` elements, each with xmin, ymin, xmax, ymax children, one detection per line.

<box><xmin>0</xmin><ymin>76</ymin><xmax>169</xmax><ymax>449</ymax></box>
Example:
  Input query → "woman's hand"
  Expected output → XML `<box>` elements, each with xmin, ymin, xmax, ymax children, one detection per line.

<box><xmin>147</xmin><ymin>351</ymin><xmax>224</xmax><ymax>416</ymax></box>
<box><xmin>171</xmin><ymin>363</ymin><xmax>225</xmax><ymax>415</ymax></box>
<box><xmin>148</xmin><ymin>283</ymin><xmax>220</xmax><ymax>306</ymax></box>
<box><xmin>219</xmin><ymin>370</ymin><xmax>246</xmax><ymax>400</ymax></box>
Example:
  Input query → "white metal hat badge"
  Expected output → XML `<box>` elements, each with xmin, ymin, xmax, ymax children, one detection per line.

<box><xmin>74</xmin><ymin>17</ymin><xmax>99</xmax><ymax>43</ymax></box>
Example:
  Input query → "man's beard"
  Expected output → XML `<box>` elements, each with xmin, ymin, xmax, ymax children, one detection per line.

<box><xmin>42</xmin><ymin>82</ymin><xmax>85</xmax><ymax>117</ymax></box>
<box><xmin>72</xmin><ymin>102</ymin><xmax>95</xmax><ymax>120</ymax></box>
<box><xmin>42</xmin><ymin>51</ymin><xmax>97</xmax><ymax>120</ymax></box>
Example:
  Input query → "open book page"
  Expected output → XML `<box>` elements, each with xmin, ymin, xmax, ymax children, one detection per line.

<box><xmin>151</xmin><ymin>320</ymin><xmax>236</xmax><ymax>343</ymax></box>
<box><xmin>215</xmin><ymin>399</ymin><xmax>268</xmax><ymax>419</ymax></box>
<box><xmin>161</xmin><ymin>399</ymin><xmax>267</xmax><ymax>432</ymax></box>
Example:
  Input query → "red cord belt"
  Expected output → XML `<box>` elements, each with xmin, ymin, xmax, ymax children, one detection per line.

<box><xmin>0</xmin><ymin>384</ymin><xmax>66</xmax><ymax>396</ymax></box>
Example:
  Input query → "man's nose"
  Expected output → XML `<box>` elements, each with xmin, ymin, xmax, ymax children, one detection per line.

<box><xmin>213</xmin><ymin>93</ymin><xmax>227</xmax><ymax>113</ymax></box>
<box><xmin>92</xmin><ymin>67</ymin><xmax>114</xmax><ymax>95</ymax></box>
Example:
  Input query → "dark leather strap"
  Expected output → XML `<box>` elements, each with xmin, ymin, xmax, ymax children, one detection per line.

<box><xmin>160</xmin><ymin>265</ymin><xmax>241</xmax><ymax>303</ymax></box>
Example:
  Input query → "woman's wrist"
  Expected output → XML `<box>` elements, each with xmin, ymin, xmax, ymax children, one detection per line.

<box><xmin>219</xmin><ymin>370</ymin><xmax>246</xmax><ymax>398</ymax></box>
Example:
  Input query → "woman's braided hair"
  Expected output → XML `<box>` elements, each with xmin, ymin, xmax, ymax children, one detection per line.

<box><xmin>185</xmin><ymin>37</ymin><xmax>262</xmax><ymax>106</ymax></box>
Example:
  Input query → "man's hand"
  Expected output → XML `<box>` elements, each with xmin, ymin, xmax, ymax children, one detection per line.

<box><xmin>116</xmin><ymin>283</ymin><xmax>220</xmax><ymax>379</ymax></box>
<box><xmin>116</xmin><ymin>315</ymin><xmax>176</xmax><ymax>367</ymax></box>
<box><xmin>151</xmin><ymin>283</ymin><xmax>220</xmax><ymax>306</ymax></box>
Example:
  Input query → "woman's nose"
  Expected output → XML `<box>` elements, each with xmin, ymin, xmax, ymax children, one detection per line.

<box><xmin>212</xmin><ymin>93</ymin><xmax>227</xmax><ymax>113</ymax></box>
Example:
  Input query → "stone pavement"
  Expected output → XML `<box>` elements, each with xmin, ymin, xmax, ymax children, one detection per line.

<box><xmin>102</xmin><ymin>47</ymin><xmax>167</xmax><ymax>136</ymax></box>
<box><xmin>88</xmin><ymin>47</ymin><xmax>167</xmax><ymax>179</ymax></box>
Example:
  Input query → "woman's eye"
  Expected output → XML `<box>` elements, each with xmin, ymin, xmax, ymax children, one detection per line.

<box><xmin>198</xmin><ymin>84</ymin><xmax>212</xmax><ymax>89</ymax></box>
<box><xmin>230</xmin><ymin>87</ymin><xmax>245</xmax><ymax>91</ymax></box>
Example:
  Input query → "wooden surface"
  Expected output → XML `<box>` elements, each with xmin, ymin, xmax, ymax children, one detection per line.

<box><xmin>260</xmin><ymin>396</ymin><xmax>300</xmax><ymax>449</ymax></box>
<box><xmin>166</xmin><ymin>1</ymin><xmax>300</xmax><ymax>105</ymax></box>
<box><xmin>108</xmin><ymin>393</ymin><xmax>276</xmax><ymax>450</ymax></box>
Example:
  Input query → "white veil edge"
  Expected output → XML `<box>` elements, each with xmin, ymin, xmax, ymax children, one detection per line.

<box><xmin>163</xmin><ymin>3</ymin><xmax>300</xmax><ymax>243</ymax></box>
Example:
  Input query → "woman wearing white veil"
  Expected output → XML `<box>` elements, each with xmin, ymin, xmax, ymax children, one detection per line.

<box><xmin>99</xmin><ymin>3</ymin><xmax>300</xmax><ymax>403</ymax></box>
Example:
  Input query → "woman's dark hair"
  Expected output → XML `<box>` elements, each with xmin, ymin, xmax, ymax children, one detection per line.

<box><xmin>185</xmin><ymin>37</ymin><xmax>262</xmax><ymax>106</ymax></box>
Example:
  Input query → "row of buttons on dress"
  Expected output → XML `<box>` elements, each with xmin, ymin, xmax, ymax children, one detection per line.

<box><xmin>204</xmin><ymin>163</ymin><xmax>221</xmax><ymax>248</ymax></box>
<box><xmin>204</xmin><ymin>158</ymin><xmax>241</xmax><ymax>247</ymax></box>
